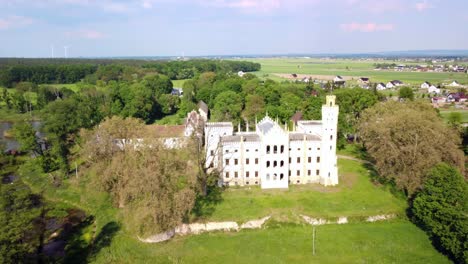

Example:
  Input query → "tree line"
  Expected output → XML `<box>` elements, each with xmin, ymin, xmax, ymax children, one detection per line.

<box><xmin>0</xmin><ymin>59</ymin><xmax>260</xmax><ymax>87</ymax></box>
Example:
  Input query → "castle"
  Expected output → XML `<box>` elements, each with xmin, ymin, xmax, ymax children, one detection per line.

<box><xmin>204</xmin><ymin>95</ymin><xmax>339</xmax><ymax>189</ymax></box>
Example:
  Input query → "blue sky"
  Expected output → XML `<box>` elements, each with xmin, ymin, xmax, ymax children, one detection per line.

<box><xmin>0</xmin><ymin>0</ymin><xmax>467</xmax><ymax>57</ymax></box>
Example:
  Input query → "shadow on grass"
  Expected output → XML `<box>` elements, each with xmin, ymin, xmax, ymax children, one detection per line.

<box><xmin>64</xmin><ymin>220</ymin><xmax>120</xmax><ymax>264</ymax></box>
<box><xmin>191</xmin><ymin>186</ymin><xmax>224</xmax><ymax>219</ymax></box>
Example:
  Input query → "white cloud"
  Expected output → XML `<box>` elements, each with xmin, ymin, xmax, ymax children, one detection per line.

<box><xmin>0</xmin><ymin>15</ymin><xmax>33</xmax><ymax>30</ymax></box>
<box><xmin>340</xmin><ymin>22</ymin><xmax>394</xmax><ymax>32</ymax></box>
<box><xmin>415</xmin><ymin>1</ymin><xmax>433</xmax><ymax>11</ymax></box>
<box><xmin>65</xmin><ymin>29</ymin><xmax>106</xmax><ymax>39</ymax></box>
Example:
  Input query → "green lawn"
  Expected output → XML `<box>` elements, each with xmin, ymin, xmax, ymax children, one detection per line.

<box><xmin>172</xmin><ymin>79</ymin><xmax>189</xmax><ymax>87</ymax></box>
<box><xmin>439</xmin><ymin>109</ymin><xmax>468</xmax><ymax>123</ymax></box>
<box><xmin>200</xmin><ymin>159</ymin><xmax>405</xmax><ymax>222</ymax></box>
<box><xmin>92</xmin><ymin>220</ymin><xmax>450</xmax><ymax>264</ymax></box>
<box><xmin>246</xmin><ymin>58</ymin><xmax>468</xmax><ymax>85</ymax></box>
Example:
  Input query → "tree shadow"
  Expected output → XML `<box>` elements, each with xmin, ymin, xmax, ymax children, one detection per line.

<box><xmin>191</xmin><ymin>186</ymin><xmax>224</xmax><ymax>219</ymax></box>
<box><xmin>63</xmin><ymin>220</ymin><xmax>120</xmax><ymax>264</ymax></box>
<box><xmin>88</xmin><ymin>221</ymin><xmax>120</xmax><ymax>260</ymax></box>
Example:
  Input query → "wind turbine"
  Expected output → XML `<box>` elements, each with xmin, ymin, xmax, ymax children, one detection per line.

<box><xmin>64</xmin><ymin>45</ymin><xmax>70</xmax><ymax>58</ymax></box>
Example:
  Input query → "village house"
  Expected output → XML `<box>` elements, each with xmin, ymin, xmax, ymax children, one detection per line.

<box><xmin>333</xmin><ymin>76</ymin><xmax>346</xmax><ymax>86</ymax></box>
<box><xmin>449</xmin><ymin>80</ymin><xmax>461</xmax><ymax>87</ymax></box>
<box><xmin>376</xmin><ymin>83</ymin><xmax>386</xmax><ymax>91</ymax></box>
<box><xmin>428</xmin><ymin>85</ymin><xmax>441</xmax><ymax>94</ymax></box>
<box><xmin>205</xmin><ymin>96</ymin><xmax>339</xmax><ymax>189</ymax></box>
<box><xmin>386</xmin><ymin>80</ymin><xmax>404</xmax><ymax>89</ymax></box>
<box><xmin>421</xmin><ymin>81</ymin><xmax>431</xmax><ymax>89</ymax></box>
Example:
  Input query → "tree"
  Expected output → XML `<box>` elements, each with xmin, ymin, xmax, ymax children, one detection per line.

<box><xmin>0</xmin><ymin>182</ymin><xmax>42</xmax><ymax>263</ymax></box>
<box><xmin>81</xmin><ymin>117</ymin><xmax>198</xmax><ymax>237</ymax></box>
<box><xmin>211</xmin><ymin>91</ymin><xmax>243</xmax><ymax>123</ymax></box>
<box><xmin>242</xmin><ymin>94</ymin><xmax>265</xmax><ymax>123</ymax></box>
<box><xmin>411</xmin><ymin>163</ymin><xmax>468</xmax><ymax>263</ymax></box>
<box><xmin>358</xmin><ymin>101</ymin><xmax>465</xmax><ymax>195</ymax></box>
<box><xmin>142</xmin><ymin>74</ymin><xmax>173</xmax><ymax>98</ymax></box>
<box><xmin>278</xmin><ymin>92</ymin><xmax>301</xmax><ymax>121</ymax></box>
<box><xmin>12</xmin><ymin>122</ymin><xmax>41</xmax><ymax>156</ymax></box>
<box><xmin>334</xmin><ymin>88</ymin><xmax>378</xmax><ymax>143</ymax></box>
<box><xmin>399</xmin><ymin>87</ymin><xmax>414</xmax><ymax>101</ymax></box>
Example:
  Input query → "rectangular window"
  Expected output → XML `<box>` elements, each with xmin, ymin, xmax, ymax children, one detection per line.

<box><xmin>266</xmin><ymin>145</ymin><xmax>270</xmax><ymax>154</ymax></box>
<box><xmin>317</xmin><ymin>157</ymin><xmax>321</xmax><ymax>163</ymax></box>
<box><xmin>297</xmin><ymin>157</ymin><xmax>300</xmax><ymax>163</ymax></box>
<box><xmin>226</xmin><ymin>172</ymin><xmax>230</xmax><ymax>178</ymax></box>
<box><xmin>225</xmin><ymin>159</ymin><xmax>229</xmax><ymax>165</ymax></box>
<box><xmin>255</xmin><ymin>158</ymin><xmax>258</xmax><ymax>164</ymax></box>
<box><xmin>296</xmin><ymin>170</ymin><xmax>300</xmax><ymax>176</ymax></box>
<box><xmin>255</xmin><ymin>171</ymin><xmax>259</xmax><ymax>177</ymax></box>
<box><xmin>274</xmin><ymin>145</ymin><xmax>277</xmax><ymax>154</ymax></box>
<box><xmin>210</xmin><ymin>150</ymin><xmax>214</xmax><ymax>156</ymax></box>
<box><xmin>280</xmin><ymin>145</ymin><xmax>284</xmax><ymax>153</ymax></box>
<box><xmin>246</xmin><ymin>171</ymin><xmax>250</xmax><ymax>177</ymax></box>
<box><xmin>235</xmin><ymin>172</ymin><xmax>238</xmax><ymax>178</ymax></box>
<box><xmin>235</xmin><ymin>159</ymin><xmax>238</xmax><ymax>165</ymax></box>
<box><xmin>308</xmin><ymin>170</ymin><xmax>311</xmax><ymax>176</ymax></box>
<box><xmin>288</xmin><ymin>170</ymin><xmax>291</xmax><ymax>176</ymax></box>
<box><xmin>289</xmin><ymin>157</ymin><xmax>291</xmax><ymax>163</ymax></box>
<box><xmin>246</xmin><ymin>158</ymin><xmax>249</xmax><ymax>165</ymax></box>
<box><xmin>316</xmin><ymin>170</ymin><xmax>320</xmax><ymax>176</ymax></box>
<box><xmin>308</xmin><ymin>157</ymin><xmax>311</xmax><ymax>163</ymax></box>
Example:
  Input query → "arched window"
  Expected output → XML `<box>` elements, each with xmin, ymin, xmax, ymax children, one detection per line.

<box><xmin>280</xmin><ymin>173</ymin><xmax>284</xmax><ymax>180</ymax></box>
<box><xmin>266</xmin><ymin>161</ymin><xmax>270</xmax><ymax>167</ymax></box>
<box><xmin>280</xmin><ymin>160</ymin><xmax>284</xmax><ymax>167</ymax></box>
<box><xmin>274</xmin><ymin>161</ymin><xmax>277</xmax><ymax>167</ymax></box>
<box><xmin>274</xmin><ymin>145</ymin><xmax>277</xmax><ymax>153</ymax></box>
<box><xmin>266</xmin><ymin>145</ymin><xmax>270</xmax><ymax>153</ymax></box>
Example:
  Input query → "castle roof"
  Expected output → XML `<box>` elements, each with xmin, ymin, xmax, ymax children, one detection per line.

<box><xmin>289</xmin><ymin>133</ymin><xmax>321</xmax><ymax>141</ymax></box>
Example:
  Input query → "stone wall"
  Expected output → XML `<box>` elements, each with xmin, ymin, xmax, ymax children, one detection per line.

<box><xmin>139</xmin><ymin>216</ymin><xmax>271</xmax><ymax>243</ymax></box>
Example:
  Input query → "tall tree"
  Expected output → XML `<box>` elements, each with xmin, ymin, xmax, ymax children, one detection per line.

<box><xmin>212</xmin><ymin>91</ymin><xmax>243</xmax><ymax>123</ymax></box>
<box><xmin>411</xmin><ymin>163</ymin><xmax>468</xmax><ymax>263</ymax></box>
<box><xmin>358</xmin><ymin>101</ymin><xmax>465</xmax><ymax>195</ymax></box>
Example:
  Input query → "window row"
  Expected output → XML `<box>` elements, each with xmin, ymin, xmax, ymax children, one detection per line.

<box><xmin>288</xmin><ymin>170</ymin><xmax>320</xmax><ymax>176</ymax></box>
<box><xmin>225</xmin><ymin>171</ymin><xmax>259</xmax><ymax>178</ymax></box>
<box><xmin>225</xmin><ymin>158</ymin><xmax>259</xmax><ymax>166</ymax></box>
<box><xmin>266</xmin><ymin>145</ymin><xmax>285</xmax><ymax>154</ymax></box>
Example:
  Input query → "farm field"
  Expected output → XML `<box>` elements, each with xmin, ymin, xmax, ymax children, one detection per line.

<box><xmin>246</xmin><ymin>58</ymin><xmax>468</xmax><ymax>85</ymax></box>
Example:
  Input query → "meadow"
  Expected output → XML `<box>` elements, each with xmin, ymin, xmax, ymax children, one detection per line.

<box><xmin>246</xmin><ymin>58</ymin><xmax>468</xmax><ymax>85</ymax></box>
<box><xmin>17</xmin><ymin>156</ymin><xmax>449</xmax><ymax>263</ymax></box>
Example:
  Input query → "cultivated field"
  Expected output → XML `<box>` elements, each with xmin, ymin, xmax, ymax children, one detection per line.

<box><xmin>247</xmin><ymin>58</ymin><xmax>468</xmax><ymax>85</ymax></box>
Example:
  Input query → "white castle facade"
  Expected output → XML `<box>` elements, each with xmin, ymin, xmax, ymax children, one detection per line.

<box><xmin>204</xmin><ymin>95</ymin><xmax>339</xmax><ymax>189</ymax></box>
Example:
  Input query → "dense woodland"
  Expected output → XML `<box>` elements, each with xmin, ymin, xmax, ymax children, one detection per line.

<box><xmin>0</xmin><ymin>58</ymin><xmax>466</xmax><ymax>263</ymax></box>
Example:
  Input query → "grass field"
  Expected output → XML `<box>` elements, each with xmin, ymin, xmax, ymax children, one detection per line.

<box><xmin>439</xmin><ymin>109</ymin><xmax>468</xmax><ymax>123</ymax></box>
<box><xmin>19</xmin><ymin>156</ymin><xmax>447</xmax><ymax>263</ymax></box>
<box><xmin>200</xmin><ymin>159</ymin><xmax>405</xmax><ymax>222</ymax></box>
<box><xmin>92</xmin><ymin>220</ymin><xmax>450</xmax><ymax>264</ymax></box>
<box><xmin>246</xmin><ymin>58</ymin><xmax>468</xmax><ymax>85</ymax></box>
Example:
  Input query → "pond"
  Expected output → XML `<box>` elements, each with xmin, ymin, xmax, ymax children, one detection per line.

<box><xmin>0</xmin><ymin>121</ymin><xmax>43</xmax><ymax>151</ymax></box>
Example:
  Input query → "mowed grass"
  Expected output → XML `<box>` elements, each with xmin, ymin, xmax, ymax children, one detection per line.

<box><xmin>200</xmin><ymin>159</ymin><xmax>406</xmax><ymax>222</ymax></box>
<box><xmin>93</xmin><ymin>220</ymin><xmax>450</xmax><ymax>264</ymax></box>
<box><xmin>439</xmin><ymin>109</ymin><xmax>468</xmax><ymax>123</ymax></box>
<box><xmin>247</xmin><ymin>58</ymin><xmax>468</xmax><ymax>85</ymax></box>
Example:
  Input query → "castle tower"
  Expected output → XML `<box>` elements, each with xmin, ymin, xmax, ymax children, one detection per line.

<box><xmin>320</xmin><ymin>95</ymin><xmax>339</xmax><ymax>186</ymax></box>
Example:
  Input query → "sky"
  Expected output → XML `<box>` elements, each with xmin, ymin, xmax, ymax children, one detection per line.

<box><xmin>0</xmin><ymin>0</ymin><xmax>467</xmax><ymax>57</ymax></box>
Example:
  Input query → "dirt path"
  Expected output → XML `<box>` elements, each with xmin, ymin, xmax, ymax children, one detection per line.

<box><xmin>337</xmin><ymin>155</ymin><xmax>372</xmax><ymax>165</ymax></box>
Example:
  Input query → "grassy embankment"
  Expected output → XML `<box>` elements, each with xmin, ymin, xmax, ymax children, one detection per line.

<box><xmin>247</xmin><ymin>58</ymin><xmax>468</xmax><ymax>85</ymax></box>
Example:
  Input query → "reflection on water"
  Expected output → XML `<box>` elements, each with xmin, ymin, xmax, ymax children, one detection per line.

<box><xmin>0</xmin><ymin>121</ymin><xmax>43</xmax><ymax>151</ymax></box>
